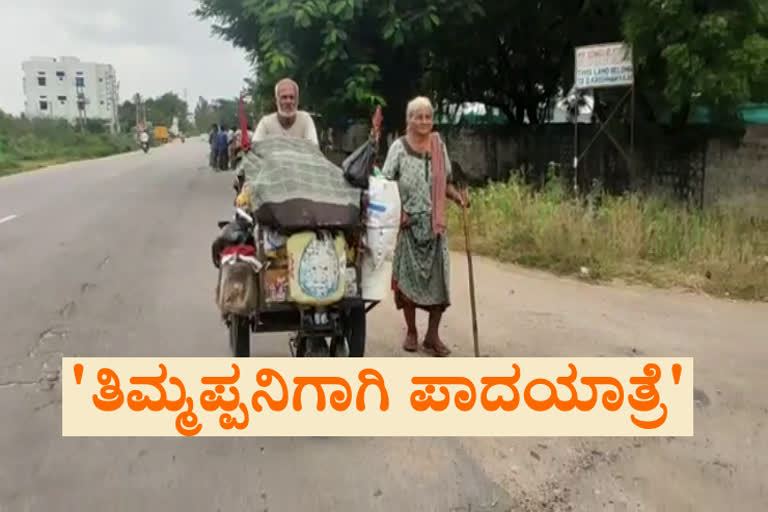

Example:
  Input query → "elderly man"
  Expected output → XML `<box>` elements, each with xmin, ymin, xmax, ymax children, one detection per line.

<box><xmin>252</xmin><ymin>78</ymin><xmax>319</xmax><ymax>145</ymax></box>
<box><xmin>235</xmin><ymin>78</ymin><xmax>320</xmax><ymax>191</ymax></box>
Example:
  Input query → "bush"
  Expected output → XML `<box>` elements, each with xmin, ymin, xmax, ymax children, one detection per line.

<box><xmin>0</xmin><ymin>110</ymin><xmax>134</xmax><ymax>173</ymax></box>
<box><xmin>446</xmin><ymin>174</ymin><xmax>768</xmax><ymax>301</ymax></box>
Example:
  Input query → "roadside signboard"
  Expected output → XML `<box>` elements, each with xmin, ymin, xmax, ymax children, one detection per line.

<box><xmin>575</xmin><ymin>42</ymin><xmax>633</xmax><ymax>89</ymax></box>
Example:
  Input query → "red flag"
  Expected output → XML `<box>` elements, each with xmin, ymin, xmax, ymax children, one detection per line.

<box><xmin>371</xmin><ymin>105</ymin><xmax>382</xmax><ymax>141</ymax></box>
<box><xmin>239</xmin><ymin>95</ymin><xmax>251</xmax><ymax>152</ymax></box>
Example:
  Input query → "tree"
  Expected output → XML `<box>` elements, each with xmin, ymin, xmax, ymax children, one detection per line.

<box><xmin>423</xmin><ymin>0</ymin><xmax>625</xmax><ymax>125</ymax></box>
<box><xmin>622</xmin><ymin>0</ymin><xmax>768</xmax><ymax>125</ymax></box>
<box><xmin>194</xmin><ymin>96</ymin><xmax>241</xmax><ymax>130</ymax></box>
<box><xmin>116</xmin><ymin>92</ymin><xmax>192</xmax><ymax>133</ymax></box>
<box><xmin>195</xmin><ymin>0</ymin><xmax>767</xmax><ymax>131</ymax></box>
<box><xmin>194</xmin><ymin>96</ymin><xmax>217</xmax><ymax>130</ymax></box>
<box><xmin>195</xmin><ymin>0</ymin><xmax>485</xmax><ymax>132</ymax></box>
<box><xmin>144</xmin><ymin>92</ymin><xmax>191</xmax><ymax>132</ymax></box>
<box><xmin>117</xmin><ymin>100</ymin><xmax>137</xmax><ymax>133</ymax></box>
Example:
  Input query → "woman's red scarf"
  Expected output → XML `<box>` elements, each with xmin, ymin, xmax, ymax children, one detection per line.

<box><xmin>430</xmin><ymin>132</ymin><xmax>447</xmax><ymax>236</ymax></box>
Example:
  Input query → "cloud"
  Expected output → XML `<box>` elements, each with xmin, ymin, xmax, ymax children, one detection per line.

<box><xmin>0</xmin><ymin>0</ymin><xmax>253</xmax><ymax>115</ymax></box>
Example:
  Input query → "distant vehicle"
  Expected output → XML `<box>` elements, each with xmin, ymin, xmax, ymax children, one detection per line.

<box><xmin>139</xmin><ymin>131</ymin><xmax>150</xmax><ymax>153</ymax></box>
<box><xmin>154</xmin><ymin>126</ymin><xmax>169</xmax><ymax>144</ymax></box>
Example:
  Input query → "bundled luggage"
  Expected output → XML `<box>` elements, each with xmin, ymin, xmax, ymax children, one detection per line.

<box><xmin>237</xmin><ymin>137</ymin><xmax>362</xmax><ymax>233</ymax></box>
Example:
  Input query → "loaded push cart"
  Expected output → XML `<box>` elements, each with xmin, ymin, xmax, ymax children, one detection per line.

<box><xmin>211</xmin><ymin>130</ymin><xmax>399</xmax><ymax>358</ymax></box>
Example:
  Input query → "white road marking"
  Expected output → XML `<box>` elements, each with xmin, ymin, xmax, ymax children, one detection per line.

<box><xmin>0</xmin><ymin>214</ymin><xmax>18</xmax><ymax>225</ymax></box>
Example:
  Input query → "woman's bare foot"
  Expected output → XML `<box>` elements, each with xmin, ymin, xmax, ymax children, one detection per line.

<box><xmin>421</xmin><ymin>336</ymin><xmax>451</xmax><ymax>357</ymax></box>
<box><xmin>403</xmin><ymin>331</ymin><xmax>418</xmax><ymax>352</ymax></box>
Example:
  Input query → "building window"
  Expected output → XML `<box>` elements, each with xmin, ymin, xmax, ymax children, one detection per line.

<box><xmin>39</xmin><ymin>100</ymin><xmax>48</xmax><ymax>111</ymax></box>
<box><xmin>56</xmin><ymin>71</ymin><xmax>65</xmax><ymax>80</ymax></box>
<box><xmin>99</xmin><ymin>77</ymin><xmax>103</xmax><ymax>82</ymax></box>
<box><xmin>75</xmin><ymin>77</ymin><xmax>85</xmax><ymax>87</ymax></box>
<box><xmin>58</xmin><ymin>95</ymin><xmax>67</xmax><ymax>102</ymax></box>
<box><xmin>38</xmin><ymin>76</ymin><xmax>46</xmax><ymax>86</ymax></box>
<box><xmin>100</xmin><ymin>100</ymin><xmax>104</xmax><ymax>105</ymax></box>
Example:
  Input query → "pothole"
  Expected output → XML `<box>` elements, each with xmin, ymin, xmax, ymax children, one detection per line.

<box><xmin>694</xmin><ymin>388</ymin><xmax>711</xmax><ymax>408</ymax></box>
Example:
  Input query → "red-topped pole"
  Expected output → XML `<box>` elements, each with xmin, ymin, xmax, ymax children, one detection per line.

<box><xmin>239</xmin><ymin>94</ymin><xmax>251</xmax><ymax>152</ymax></box>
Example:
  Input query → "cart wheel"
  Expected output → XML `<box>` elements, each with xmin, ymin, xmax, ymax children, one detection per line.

<box><xmin>293</xmin><ymin>335</ymin><xmax>305</xmax><ymax>357</ymax></box>
<box><xmin>344</xmin><ymin>305</ymin><xmax>366</xmax><ymax>357</ymax></box>
<box><xmin>305</xmin><ymin>336</ymin><xmax>330</xmax><ymax>357</ymax></box>
<box><xmin>229</xmin><ymin>315</ymin><xmax>250</xmax><ymax>357</ymax></box>
<box><xmin>294</xmin><ymin>335</ymin><xmax>331</xmax><ymax>357</ymax></box>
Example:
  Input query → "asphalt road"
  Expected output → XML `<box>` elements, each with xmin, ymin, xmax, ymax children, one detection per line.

<box><xmin>1</xmin><ymin>141</ymin><xmax>766</xmax><ymax>511</ymax></box>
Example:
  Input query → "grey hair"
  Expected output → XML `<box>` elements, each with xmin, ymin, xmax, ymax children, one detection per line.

<box><xmin>274</xmin><ymin>78</ymin><xmax>299</xmax><ymax>98</ymax></box>
<box><xmin>406</xmin><ymin>96</ymin><xmax>434</xmax><ymax>121</ymax></box>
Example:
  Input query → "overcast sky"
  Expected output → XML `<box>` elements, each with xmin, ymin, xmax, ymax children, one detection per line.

<box><xmin>0</xmin><ymin>0</ymin><xmax>253</xmax><ymax>115</ymax></box>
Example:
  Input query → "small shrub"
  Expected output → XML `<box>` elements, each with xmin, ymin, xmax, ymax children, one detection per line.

<box><xmin>447</xmin><ymin>174</ymin><xmax>768</xmax><ymax>301</ymax></box>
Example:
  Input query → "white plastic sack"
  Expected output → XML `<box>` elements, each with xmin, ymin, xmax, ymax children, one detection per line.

<box><xmin>366</xmin><ymin>175</ymin><xmax>401</xmax><ymax>229</ymax></box>
<box><xmin>361</xmin><ymin>258</ymin><xmax>392</xmax><ymax>302</ymax></box>
<box><xmin>363</xmin><ymin>175</ymin><xmax>400</xmax><ymax>273</ymax></box>
<box><xmin>364</xmin><ymin>226</ymin><xmax>399</xmax><ymax>270</ymax></box>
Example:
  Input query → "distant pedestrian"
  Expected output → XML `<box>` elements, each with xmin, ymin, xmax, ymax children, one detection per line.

<box><xmin>217</xmin><ymin>125</ymin><xmax>230</xmax><ymax>170</ymax></box>
<box><xmin>208</xmin><ymin>124</ymin><xmax>219</xmax><ymax>168</ymax></box>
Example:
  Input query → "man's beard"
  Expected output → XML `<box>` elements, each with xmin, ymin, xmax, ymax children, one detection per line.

<box><xmin>277</xmin><ymin>106</ymin><xmax>297</xmax><ymax>118</ymax></box>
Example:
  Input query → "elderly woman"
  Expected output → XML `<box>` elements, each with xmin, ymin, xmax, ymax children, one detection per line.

<box><xmin>380</xmin><ymin>96</ymin><xmax>468</xmax><ymax>357</ymax></box>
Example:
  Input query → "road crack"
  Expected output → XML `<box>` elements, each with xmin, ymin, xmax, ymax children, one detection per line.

<box><xmin>0</xmin><ymin>366</ymin><xmax>60</xmax><ymax>392</ymax></box>
<box><xmin>0</xmin><ymin>380</ymin><xmax>38</xmax><ymax>389</ymax></box>
<box><xmin>80</xmin><ymin>282</ymin><xmax>97</xmax><ymax>294</ymax></box>
<box><xmin>97</xmin><ymin>255</ymin><xmax>111</xmax><ymax>270</ymax></box>
<box><xmin>58</xmin><ymin>300</ymin><xmax>77</xmax><ymax>318</ymax></box>
<box><xmin>34</xmin><ymin>398</ymin><xmax>61</xmax><ymax>412</ymax></box>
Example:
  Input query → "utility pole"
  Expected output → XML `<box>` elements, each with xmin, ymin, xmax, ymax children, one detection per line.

<box><xmin>134</xmin><ymin>93</ymin><xmax>141</xmax><ymax>134</ymax></box>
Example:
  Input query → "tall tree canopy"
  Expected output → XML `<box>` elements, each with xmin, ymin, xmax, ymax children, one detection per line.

<box><xmin>194</xmin><ymin>96</ymin><xmax>241</xmax><ymax>130</ymax></box>
<box><xmin>195</xmin><ymin>0</ymin><xmax>485</xmax><ymax>131</ymax></box>
<box><xmin>195</xmin><ymin>0</ymin><xmax>768</xmax><ymax>129</ymax></box>
<box><xmin>622</xmin><ymin>0</ymin><xmax>768</xmax><ymax>124</ymax></box>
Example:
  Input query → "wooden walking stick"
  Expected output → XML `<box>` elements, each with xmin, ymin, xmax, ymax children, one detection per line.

<box><xmin>461</xmin><ymin>187</ymin><xmax>480</xmax><ymax>357</ymax></box>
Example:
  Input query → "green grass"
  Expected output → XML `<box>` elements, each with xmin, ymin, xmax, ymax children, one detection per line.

<box><xmin>0</xmin><ymin>111</ymin><xmax>135</xmax><ymax>177</ymax></box>
<box><xmin>446</xmin><ymin>174</ymin><xmax>768</xmax><ymax>301</ymax></box>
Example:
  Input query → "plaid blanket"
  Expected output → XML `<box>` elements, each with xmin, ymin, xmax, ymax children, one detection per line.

<box><xmin>238</xmin><ymin>137</ymin><xmax>362</xmax><ymax>232</ymax></box>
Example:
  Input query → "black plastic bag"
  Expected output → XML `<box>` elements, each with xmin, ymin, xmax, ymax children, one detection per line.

<box><xmin>342</xmin><ymin>138</ymin><xmax>376</xmax><ymax>189</ymax></box>
<box><xmin>210</xmin><ymin>215</ymin><xmax>255</xmax><ymax>268</ymax></box>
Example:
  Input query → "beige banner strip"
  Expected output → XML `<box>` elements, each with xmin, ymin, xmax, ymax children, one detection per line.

<box><xmin>62</xmin><ymin>357</ymin><xmax>693</xmax><ymax>437</ymax></box>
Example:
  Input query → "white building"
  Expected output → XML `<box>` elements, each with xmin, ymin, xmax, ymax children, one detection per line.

<box><xmin>22</xmin><ymin>56</ymin><xmax>120</xmax><ymax>132</ymax></box>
